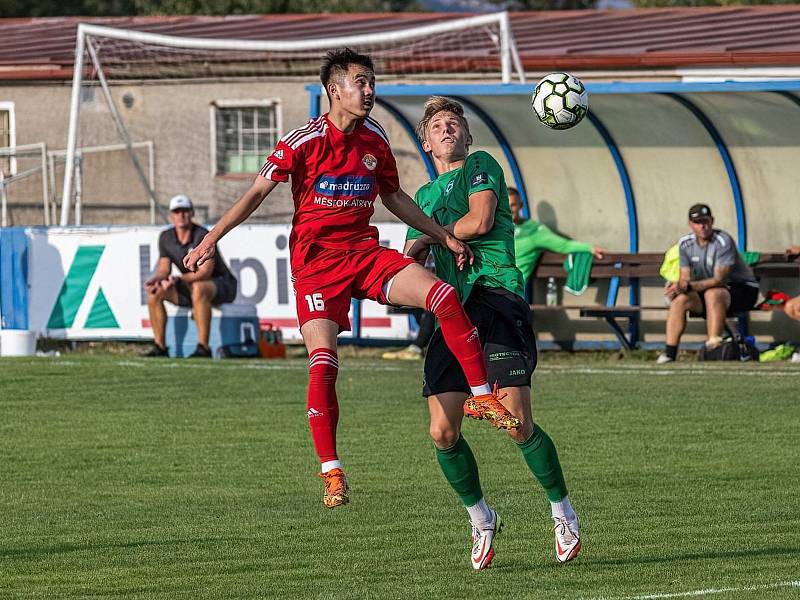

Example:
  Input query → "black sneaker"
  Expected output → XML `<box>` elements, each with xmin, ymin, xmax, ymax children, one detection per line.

<box><xmin>144</xmin><ymin>344</ymin><xmax>169</xmax><ymax>357</ymax></box>
<box><xmin>188</xmin><ymin>344</ymin><xmax>212</xmax><ymax>358</ymax></box>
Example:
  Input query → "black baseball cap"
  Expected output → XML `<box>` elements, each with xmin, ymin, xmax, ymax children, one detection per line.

<box><xmin>688</xmin><ymin>203</ymin><xmax>713</xmax><ymax>221</ymax></box>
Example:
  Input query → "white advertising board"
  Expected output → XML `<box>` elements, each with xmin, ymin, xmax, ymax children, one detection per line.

<box><xmin>27</xmin><ymin>223</ymin><xmax>413</xmax><ymax>342</ymax></box>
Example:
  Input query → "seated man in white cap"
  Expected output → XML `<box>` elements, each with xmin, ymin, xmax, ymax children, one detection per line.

<box><xmin>143</xmin><ymin>194</ymin><xmax>238</xmax><ymax>357</ymax></box>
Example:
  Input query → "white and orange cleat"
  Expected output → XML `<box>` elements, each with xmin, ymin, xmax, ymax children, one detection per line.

<box><xmin>464</xmin><ymin>385</ymin><xmax>521</xmax><ymax>430</ymax></box>
<box><xmin>553</xmin><ymin>515</ymin><xmax>581</xmax><ymax>563</ymax></box>
<box><xmin>318</xmin><ymin>468</ymin><xmax>349</xmax><ymax>509</ymax></box>
<box><xmin>470</xmin><ymin>509</ymin><xmax>502</xmax><ymax>570</ymax></box>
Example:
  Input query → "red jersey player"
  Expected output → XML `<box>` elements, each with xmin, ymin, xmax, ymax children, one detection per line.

<box><xmin>184</xmin><ymin>48</ymin><xmax>519</xmax><ymax>509</ymax></box>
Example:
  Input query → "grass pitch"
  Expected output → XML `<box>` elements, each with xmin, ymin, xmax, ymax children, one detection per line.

<box><xmin>1</xmin><ymin>355</ymin><xmax>799</xmax><ymax>599</ymax></box>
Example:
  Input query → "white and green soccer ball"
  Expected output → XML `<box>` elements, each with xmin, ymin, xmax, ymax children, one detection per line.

<box><xmin>531</xmin><ymin>72</ymin><xmax>589</xmax><ymax>130</ymax></box>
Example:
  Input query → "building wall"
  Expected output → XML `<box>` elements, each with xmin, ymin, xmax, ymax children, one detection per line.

<box><xmin>0</xmin><ymin>79</ymin><xmax>429</xmax><ymax>227</ymax></box>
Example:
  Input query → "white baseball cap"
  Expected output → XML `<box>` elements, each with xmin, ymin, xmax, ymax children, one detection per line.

<box><xmin>169</xmin><ymin>194</ymin><xmax>193</xmax><ymax>211</ymax></box>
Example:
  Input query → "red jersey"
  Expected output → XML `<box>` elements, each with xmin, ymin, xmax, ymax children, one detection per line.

<box><xmin>258</xmin><ymin>114</ymin><xmax>400</xmax><ymax>272</ymax></box>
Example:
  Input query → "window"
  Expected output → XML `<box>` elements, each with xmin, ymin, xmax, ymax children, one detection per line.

<box><xmin>212</xmin><ymin>100</ymin><xmax>281</xmax><ymax>175</ymax></box>
<box><xmin>0</xmin><ymin>102</ymin><xmax>14</xmax><ymax>175</ymax></box>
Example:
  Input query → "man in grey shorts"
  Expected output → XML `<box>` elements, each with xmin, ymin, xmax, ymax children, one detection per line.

<box><xmin>144</xmin><ymin>194</ymin><xmax>237</xmax><ymax>357</ymax></box>
<box><xmin>657</xmin><ymin>203</ymin><xmax>759</xmax><ymax>364</ymax></box>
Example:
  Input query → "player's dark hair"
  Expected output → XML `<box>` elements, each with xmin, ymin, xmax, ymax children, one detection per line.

<box><xmin>320</xmin><ymin>48</ymin><xmax>374</xmax><ymax>91</ymax></box>
<box><xmin>416</xmin><ymin>96</ymin><xmax>470</xmax><ymax>144</ymax></box>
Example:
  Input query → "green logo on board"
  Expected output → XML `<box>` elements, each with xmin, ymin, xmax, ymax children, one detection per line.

<box><xmin>47</xmin><ymin>245</ymin><xmax>119</xmax><ymax>329</ymax></box>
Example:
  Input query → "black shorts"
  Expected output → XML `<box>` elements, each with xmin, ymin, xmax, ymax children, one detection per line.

<box><xmin>422</xmin><ymin>286</ymin><xmax>538</xmax><ymax>397</ymax></box>
<box><xmin>175</xmin><ymin>276</ymin><xmax>237</xmax><ymax>307</ymax></box>
<box><xmin>692</xmin><ymin>281</ymin><xmax>759</xmax><ymax>318</ymax></box>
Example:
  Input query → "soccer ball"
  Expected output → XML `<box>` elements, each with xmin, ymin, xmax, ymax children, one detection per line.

<box><xmin>531</xmin><ymin>73</ymin><xmax>589</xmax><ymax>130</ymax></box>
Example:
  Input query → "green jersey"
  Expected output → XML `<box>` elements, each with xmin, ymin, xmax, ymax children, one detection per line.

<box><xmin>514</xmin><ymin>220</ymin><xmax>592</xmax><ymax>285</ymax></box>
<box><xmin>406</xmin><ymin>151</ymin><xmax>524</xmax><ymax>302</ymax></box>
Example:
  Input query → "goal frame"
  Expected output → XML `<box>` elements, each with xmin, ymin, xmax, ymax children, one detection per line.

<box><xmin>60</xmin><ymin>13</ymin><xmax>525</xmax><ymax>225</ymax></box>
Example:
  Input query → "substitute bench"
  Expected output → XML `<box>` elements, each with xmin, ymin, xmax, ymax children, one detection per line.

<box><xmin>530</xmin><ymin>251</ymin><xmax>800</xmax><ymax>350</ymax></box>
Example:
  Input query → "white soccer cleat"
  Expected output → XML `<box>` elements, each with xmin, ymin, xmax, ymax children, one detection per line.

<box><xmin>470</xmin><ymin>509</ymin><xmax>501</xmax><ymax>570</ymax></box>
<box><xmin>656</xmin><ymin>353</ymin><xmax>674</xmax><ymax>364</ymax></box>
<box><xmin>553</xmin><ymin>515</ymin><xmax>581</xmax><ymax>563</ymax></box>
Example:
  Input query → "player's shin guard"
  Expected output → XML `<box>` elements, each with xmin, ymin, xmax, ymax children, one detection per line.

<box><xmin>426</xmin><ymin>281</ymin><xmax>488</xmax><ymax>389</ymax></box>
<box><xmin>307</xmin><ymin>348</ymin><xmax>340</xmax><ymax>465</ymax></box>
<box><xmin>435</xmin><ymin>435</ymin><xmax>484</xmax><ymax>507</ymax></box>
<box><xmin>517</xmin><ymin>424</ymin><xmax>569</xmax><ymax>502</ymax></box>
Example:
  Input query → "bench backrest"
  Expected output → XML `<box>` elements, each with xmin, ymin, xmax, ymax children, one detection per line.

<box><xmin>533</xmin><ymin>251</ymin><xmax>799</xmax><ymax>280</ymax></box>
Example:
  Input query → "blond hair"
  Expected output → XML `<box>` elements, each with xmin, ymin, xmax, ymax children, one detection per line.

<box><xmin>416</xmin><ymin>96</ymin><xmax>470</xmax><ymax>145</ymax></box>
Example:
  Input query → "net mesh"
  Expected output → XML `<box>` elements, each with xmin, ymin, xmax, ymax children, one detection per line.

<box><xmin>86</xmin><ymin>23</ymin><xmax>507</xmax><ymax>81</ymax></box>
<box><xmin>0</xmin><ymin>146</ymin><xmax>51</xmax><ymax>227</ymax></box>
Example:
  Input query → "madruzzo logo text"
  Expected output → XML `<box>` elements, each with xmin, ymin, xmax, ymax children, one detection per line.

<box><xmin>315</xmin><ymin>175</ymin><xmax>375</xmax><ymax>198</ymax></box>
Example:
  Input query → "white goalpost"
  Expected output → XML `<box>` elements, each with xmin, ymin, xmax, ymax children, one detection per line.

<box><xmin>60</xmin><ymin>13</ymin><xmax>524</xmax><ymax>225</ymax></box>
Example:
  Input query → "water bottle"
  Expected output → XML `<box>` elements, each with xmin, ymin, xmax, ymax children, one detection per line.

<box><xmin>546</xmin><ymin>277</ymin><xmax>558</xmax><ymax>307</ymax></box>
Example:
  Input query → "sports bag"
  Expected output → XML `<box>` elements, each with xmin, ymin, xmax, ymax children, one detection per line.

<box><xmin>698</xmin><ymin>335</ymin><xmax>759</xmax><ymax>362</ymax></box>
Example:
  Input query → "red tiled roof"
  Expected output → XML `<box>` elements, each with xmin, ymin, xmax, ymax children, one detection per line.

<box><xmin>1</xmin><ymin>7</ymin><xmax>799</xmax><ymax>81</ymax></box>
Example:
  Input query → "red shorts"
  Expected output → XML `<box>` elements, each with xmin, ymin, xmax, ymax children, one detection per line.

<box><xmin>292</xmin><ymin>245</ymin><xmax>415</xmax><ymax>332</ymax></box>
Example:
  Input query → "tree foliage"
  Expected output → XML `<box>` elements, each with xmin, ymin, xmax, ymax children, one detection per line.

<box><xmin>0</xmin><ymin>0</ymin><xmax>420</xmax><ymax>17</ymax></box>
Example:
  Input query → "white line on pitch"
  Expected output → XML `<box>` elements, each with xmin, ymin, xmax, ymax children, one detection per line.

<box><xmin>113</xmin><ymin>360</ymin><xmax>405</xmax><ymax>372</ymax></box>
<box><xmin>541</xmin><ymin>363</ymin><xmax>799</xmax><ymax>372</ymax></box>
<box><xmin>536</xmin><ymin>367</ymin><xmax>800</xmax><ymax>377</ymax></box>
<box><xmin>582</xmin><ymin>580</ymin><xmax>800</xmax><ymax>600</ymax></box>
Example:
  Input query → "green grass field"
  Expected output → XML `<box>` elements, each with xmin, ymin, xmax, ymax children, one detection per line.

<box><xmin>1</xmin><ymin>355</ymin><xmax>799</xmax><ymax>599</ymax></box>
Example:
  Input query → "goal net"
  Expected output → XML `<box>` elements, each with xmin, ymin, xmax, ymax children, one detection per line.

<box><xmin>61</xmin><ymin>13</ymin><xmax>524</xmax><ymax>226</ymax></box>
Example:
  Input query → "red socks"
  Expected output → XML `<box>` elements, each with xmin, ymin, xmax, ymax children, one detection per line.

<box><xmin>307</xmin><ymin>348</ymin><xmax>339</xmax><ymax>464</ymax></box>
<box><xmin>425</xmin><ymin>281</ymin><xmax>488</xmax><ymax>388</ymax></box>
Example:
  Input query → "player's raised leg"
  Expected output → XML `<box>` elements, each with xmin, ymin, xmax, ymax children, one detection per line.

<box><xmin>388</xmin><ymin>263</ymin><xmax>520</xmax><ymax>430</ymax></box>
<box><xmin>429</xmin><ymin>391</ymin><xmax>501</xmax><ymax>570</ymax></box>
<box><xmin>498</xmin><ymin>385</ymin><xmax>581</xmax><ymax>563</ymax></box>
<box><xmin>300</xmin><ymin>317</ymin><xmax>348</xmax><ymax>508</ymax></box>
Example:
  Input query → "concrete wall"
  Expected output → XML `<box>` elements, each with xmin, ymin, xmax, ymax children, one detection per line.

<box><xmin>0</xmin><ymin>79</ymin><xmax>427</xmax><ymax>227</ymax></box>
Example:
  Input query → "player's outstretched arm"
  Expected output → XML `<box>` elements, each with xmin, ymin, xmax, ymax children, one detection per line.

<box><xmin>184</xmin><ymin>176</ymin><xmax>278</xmax><ymax>271</ymax></box>
<box><xmin>382</xmin><ymin>188</ymin><xmax>473</xmax><ymax>268</ymax></box>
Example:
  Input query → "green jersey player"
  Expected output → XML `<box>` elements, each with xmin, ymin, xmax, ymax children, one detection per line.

<box><xmin>405</xmin><ymin>96</ymin><xmax>581</xmax><ymax>570</ymax></box>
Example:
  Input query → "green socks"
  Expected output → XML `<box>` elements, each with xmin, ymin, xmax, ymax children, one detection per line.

<box><xmin>435</xmin><ymin>435</ymin><xmax>483</xmax><ymax>507</ymax></box>
<box><xmin>517</xmin><ymin>424</ymin><xmax>569</xmax><ymax>502</ymax></box>
<box><xmin>435</xmin><ymin>426</ymin><xmax>568</xmax><ymax>507</ymax></box>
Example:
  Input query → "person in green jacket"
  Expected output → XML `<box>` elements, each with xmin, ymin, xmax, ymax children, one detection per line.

<box><xmin>509</xmin><ymin>188</ymin><xmax>605</xmax><ymax>286</ymax></box>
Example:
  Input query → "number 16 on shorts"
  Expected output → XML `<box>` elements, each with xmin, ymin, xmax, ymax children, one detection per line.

<box><xmin>305</xmin><ymin>293</ymin><xmax>326</xmax><ymax>312</ymax></box>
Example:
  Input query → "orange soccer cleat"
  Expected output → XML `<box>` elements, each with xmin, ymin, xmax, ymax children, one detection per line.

<box><xmin>318</xmin><ymin>468</ymin><xmax>349</xmax><ymax>509</ymax></box>
<box><xmin>464</xmin><ymin>385</ymin><xmax>521</xmax><ymax>430</ymax></box>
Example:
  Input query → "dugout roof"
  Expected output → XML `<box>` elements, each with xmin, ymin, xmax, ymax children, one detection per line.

<box><xmin>310</xmin><ymin>80</ymin><xmax>800</xmax><ymax>258</ymax></box>
<box><xmin>2</xmin><ymin>7</ymin><xmax>800</xmax><ymax>81</ymax></box>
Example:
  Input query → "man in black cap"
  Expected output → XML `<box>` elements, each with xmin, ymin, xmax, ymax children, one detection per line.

<box><xmin>144</xmin><ymin>194</ymin><xmax>238</xmax><ymax>357</ymax></box>
<box><xmin>657</xmin><ymin>203</ymin><xmax>759</xmax><ymax>364</ymax></box>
